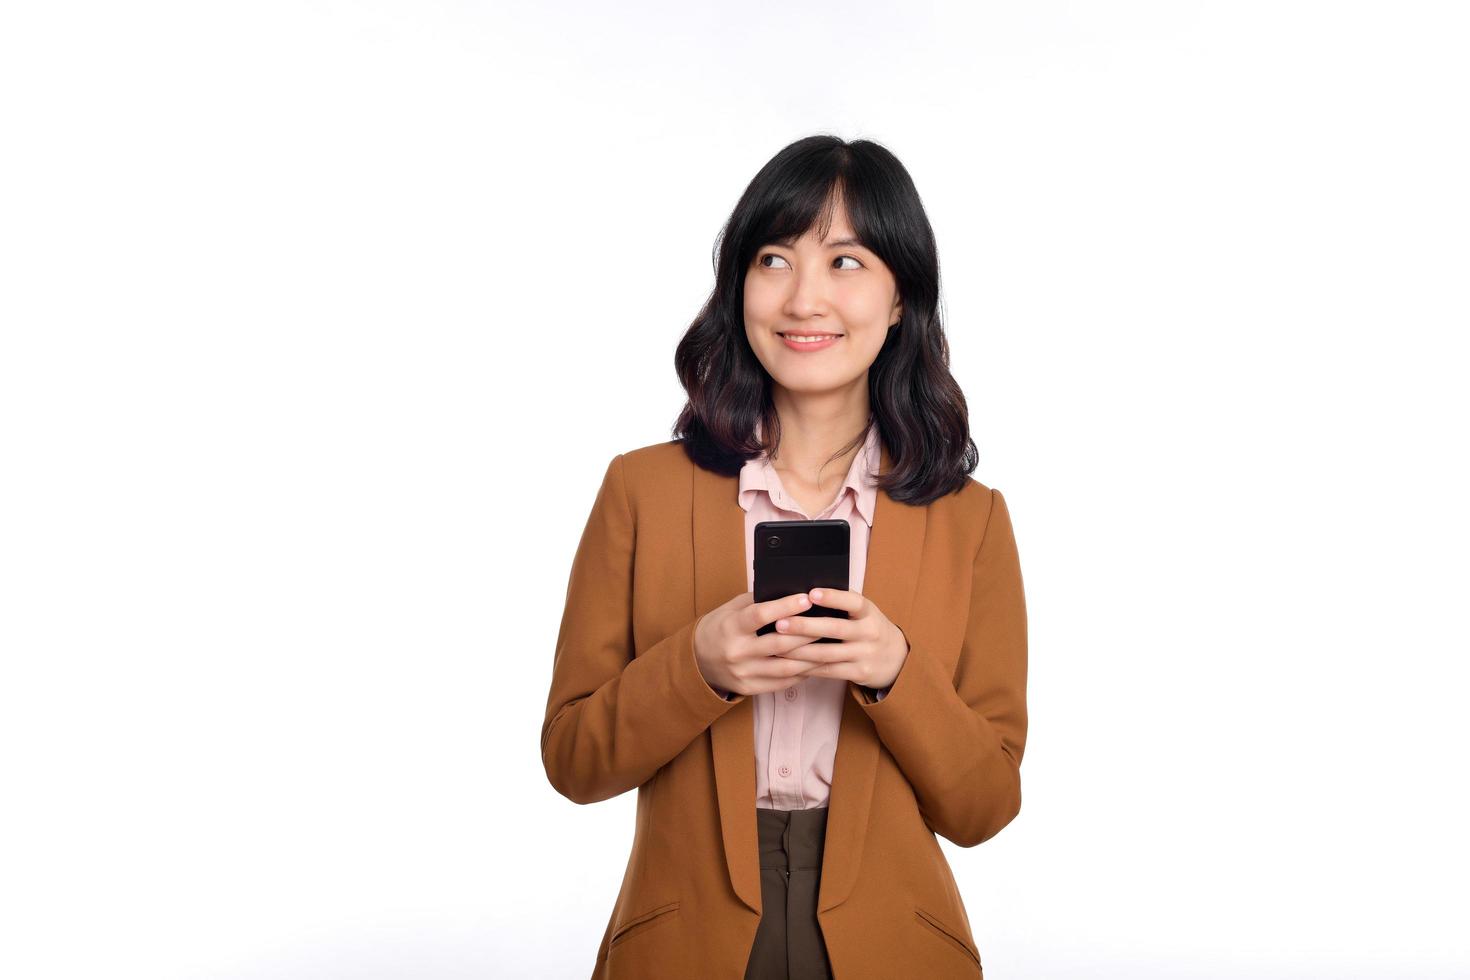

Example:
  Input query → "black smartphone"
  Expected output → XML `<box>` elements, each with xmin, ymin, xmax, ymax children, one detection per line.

<box><xmin>753</xmin><ymin>519</ymin><xmax>850</xmax><ymax>642</ymax></box>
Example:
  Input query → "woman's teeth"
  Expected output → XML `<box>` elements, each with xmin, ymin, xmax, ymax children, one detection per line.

<box><xmin>782</xmin><ymin>334</ymin><xmax>839</xmax><ymax>343</ymax></box>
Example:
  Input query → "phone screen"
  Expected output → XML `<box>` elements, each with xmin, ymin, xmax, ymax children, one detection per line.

<box><xmin>753</xmin><ymin>519</ymin><xmax>850</xmax><ymax>640</ymax></box>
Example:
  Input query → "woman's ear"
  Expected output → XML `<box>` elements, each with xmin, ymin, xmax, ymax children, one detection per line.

<box><xmin>890</xmin><ymin>296</ymin><xmax>903</xmax><ymax>327</ymax></box>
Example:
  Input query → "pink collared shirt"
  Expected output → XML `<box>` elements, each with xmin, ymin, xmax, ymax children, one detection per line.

<box><xmin>709</xmin><ymin>419</ymin><xmax>889</xmax><ymax>811</ymax></box>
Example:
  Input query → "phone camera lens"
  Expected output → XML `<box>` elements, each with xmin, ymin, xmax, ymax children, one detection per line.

<box><xmin>766</xmin><ymin>535</ymin><xmax>781</xmax><ymax>549</ymax></box>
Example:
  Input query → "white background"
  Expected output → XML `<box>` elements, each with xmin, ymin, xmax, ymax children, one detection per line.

<box><xmin>3</xmin><ymin>2</ymin><xmax>1467</xmax><ymax>978</ymax></box>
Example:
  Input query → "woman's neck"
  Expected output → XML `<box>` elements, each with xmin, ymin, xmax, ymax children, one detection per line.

<box><xmin>767</xmin><ymin>408</ymin><xmax>871</xmax><ymax>490</ymax></box>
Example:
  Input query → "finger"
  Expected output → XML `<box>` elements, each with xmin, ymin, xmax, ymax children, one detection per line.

<box><xmin>772</xmin><ymin>640</ymin><xmax>851</xmax><ymax>665</ymax></box>
<box><xmin>773</xmin><ymin>612</ymin><xmax>855</xmax><ymax>641</ymax></box>
<box><xmin>751</xmin><ymin>631</ymin><xmax>823</xmax><ymax>659</ymax></box>
<box><xmin>769</xmin><ymin>654</ymin><xmax>828</xmax><ymax>678</ymax></box>
<box><xmin>792</xmin><ymin>662</ymin><xmax>856</xmax><ymax>682</ymax></box>
<box><xmin>745</xmin><ymin>591</ymin><xmax>814</xmax><ymax>631</ymax></box>
<box><xmin>806</xmin><ymin>588</ymin><xmax>861</xmax><ymax>612</ymax></box>
<box><xmin>739</xmin><ymin>649</ymin><xmax>826</xmax><ymax>684</ymax></box>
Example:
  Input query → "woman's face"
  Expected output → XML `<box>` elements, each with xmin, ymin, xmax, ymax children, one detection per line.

<box><xmin>743</xmin><ymin>202</ymin><xmax>903</xmax><ymax>398</ymax></box>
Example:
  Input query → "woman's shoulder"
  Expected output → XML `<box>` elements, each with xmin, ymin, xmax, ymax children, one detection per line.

<box><xmin>612</xmin><ymin>439</ymin><xmax>688</xmax><ymax>483</ymax></box>
<box><xmin>618</xmin><ymin>438</ymin><xmax>686</xmax><ymax>466</ymax></box>
<box><xmin>596</xmin><ymin>440</ymin><xmax>689</xmax><ymax>505</ymax></box>
<box><xmin>959</xmin><ymin>473</ymin><xmax>994</xmax><ymax>502</ymax></box>
<box><xmin>926</xmin><ymin>475</ymin><xmax>1004</xmax><ymax>554</ymax></box>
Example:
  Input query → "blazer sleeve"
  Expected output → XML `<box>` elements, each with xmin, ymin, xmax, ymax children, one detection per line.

<box><xmin>540</xmin><ymin>453</ymin><xmax>740</xmax><ymax>805</ymax></box>
<box><xmin>856</xmin><ymin>486</ymin><xmax>1028</xmax><ymax>847</ymax></box>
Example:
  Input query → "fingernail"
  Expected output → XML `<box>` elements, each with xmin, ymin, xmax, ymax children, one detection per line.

<box><xmin>797</xmin><ymin>596</ymin><xmax>809</xmax><ymax>607</ymax></box>
<box><xmin>811</xmin><ymin>590</ymin><xmax>823</xmax><ymax>600</ymax></box>
<box><xmin>777</xmin><ymin>620</ymin><xmax>788</xmax><ymax>630</ymax></box>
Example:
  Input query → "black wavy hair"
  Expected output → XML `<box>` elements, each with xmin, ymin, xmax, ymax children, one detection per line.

<box><xmin>672</xmin><ymin>133</ymin><xmax>980</xmax><ymax>506</ymax></box>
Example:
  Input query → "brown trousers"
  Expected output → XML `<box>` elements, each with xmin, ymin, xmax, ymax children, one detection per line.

<box><xmin>743</xmin><ymin>806</ymin><xmax>834</xmax><ymax>980</ymax></box>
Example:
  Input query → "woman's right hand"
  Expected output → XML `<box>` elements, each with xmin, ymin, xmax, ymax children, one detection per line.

<box><xmin>694</xmin><ymin>591</ymin><xmax>824</xmax><ymax>698</ymax></box>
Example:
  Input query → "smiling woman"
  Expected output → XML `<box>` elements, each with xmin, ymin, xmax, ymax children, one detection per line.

<box><xmin>543</xmin><ymin>134</ymin><xmax>1026</xmax><ymax>979</ymax></box>
<box><xmin>673</xmin><ymin>136</ymin><xmax>978</xmax><ymax>505</ymax></box>
<box><xmin>745</xmin><ymin>193</ymin><xmax>902</xmax><ymax>374</ymax></box>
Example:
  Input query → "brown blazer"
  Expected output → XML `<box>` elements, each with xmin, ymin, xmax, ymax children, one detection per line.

<box><xmin>541</xmin><ymin>438</ymin><xmax>1028</xmax><ymax>979</ymax></box>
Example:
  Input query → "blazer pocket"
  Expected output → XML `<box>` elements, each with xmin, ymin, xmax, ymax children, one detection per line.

<box><xmin>608</xmin><ymin>901</ymin><xmax>680</xmax><ymax>950</ymax></box>
<box><xmin>914</xmin><ymin>905</ymin><xmax>982</xmax><ymax>972</ymax></box>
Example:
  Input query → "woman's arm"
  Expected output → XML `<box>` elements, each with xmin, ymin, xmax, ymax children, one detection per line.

<box><xmin>540</xmin><ymin>453</ymin><xmax>738</xmax><ymax>805</ymax></box>
<box><xmin>858</xmin><ymin>487</ymin><xmax>1028</xmax><ymax>847</ymax></box>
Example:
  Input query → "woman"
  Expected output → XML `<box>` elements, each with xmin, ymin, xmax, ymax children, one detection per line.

<box><xmin>541</xmin><ymin>135</ymin><xmax>1028</xmax><ymax>979</ymax></box>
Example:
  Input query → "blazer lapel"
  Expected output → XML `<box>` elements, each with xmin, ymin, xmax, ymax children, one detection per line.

<box><xmin>818</xmin><ymin>444</ymin><xmax>925</xmax><ymax>911</ymax></box>
<box><xmin>692</xmin><ymin>454</ymin><xmax>763</xmax><ymax>914</ymax></box>
<box><xmin>691</xmin><ymin>439</ymin><xmax>926</xmax><ymax>917</ymax></box>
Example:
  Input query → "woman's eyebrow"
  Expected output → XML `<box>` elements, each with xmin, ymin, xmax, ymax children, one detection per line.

<box><xmin>772</xmin><ymin>235</ymin><xmax>866</xmax><ymax>249</ymax></box>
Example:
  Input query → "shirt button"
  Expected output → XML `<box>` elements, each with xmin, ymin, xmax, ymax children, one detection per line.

<box><xmin>784</xmin><ymin>687</ymin><xmax>797</xmax><ymax>700</ymax></box>
<box><xmin>778</xmin><ymin>765</ymin><xmax>791</xmax><ymax>777</ymax></box>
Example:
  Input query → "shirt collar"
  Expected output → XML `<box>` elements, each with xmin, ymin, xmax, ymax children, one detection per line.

<box><xmin>737</xmin><ymin>417</ymin><xmax>881</xmax><ymax>527</ymax></box>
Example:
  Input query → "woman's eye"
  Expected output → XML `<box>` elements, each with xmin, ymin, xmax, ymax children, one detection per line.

<box><xmin>758</xmin><ymin>253</ymin><xmax>863</xmax><ymax>270</ymax></box>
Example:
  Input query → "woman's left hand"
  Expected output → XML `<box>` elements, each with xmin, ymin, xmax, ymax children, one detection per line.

<box><xmin>774</xmin><ymin>588</ymin><xmax>910</xmax><ymax>690</ymax></box>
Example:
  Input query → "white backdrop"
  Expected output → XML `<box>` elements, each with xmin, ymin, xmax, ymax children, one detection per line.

<box><xmin>3</xmin><ymin>2</ymin><xmax>1467</xmax><ymax>978</ymax></box>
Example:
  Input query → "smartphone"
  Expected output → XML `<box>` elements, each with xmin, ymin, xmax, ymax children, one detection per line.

<box><xmin>753</xmin><ymin>519</ymin><xmax>850</xmax><ymax>642</ymax></box>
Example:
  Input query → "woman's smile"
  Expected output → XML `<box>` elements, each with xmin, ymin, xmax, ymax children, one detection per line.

<box><xmin>778</xmin><ymin>332</ymin><xmax>842</xmax><ymax>352</ymax></box>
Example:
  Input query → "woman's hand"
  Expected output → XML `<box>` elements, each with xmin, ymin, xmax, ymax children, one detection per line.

<box><xmin>771</xmin><ymin>589</ymin><xmax>910</xmax><ymax>690</ymax></box>
<box><xmin>694</xmin><ymin>591</ymin><xmax>824</xmax><ymax>697</ymax></box>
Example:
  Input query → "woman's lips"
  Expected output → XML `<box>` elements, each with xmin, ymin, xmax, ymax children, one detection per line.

<box><xmin>778</xmin><ymin>333</ymin><xmax>842</xmax><ymax>352</ymax></box>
